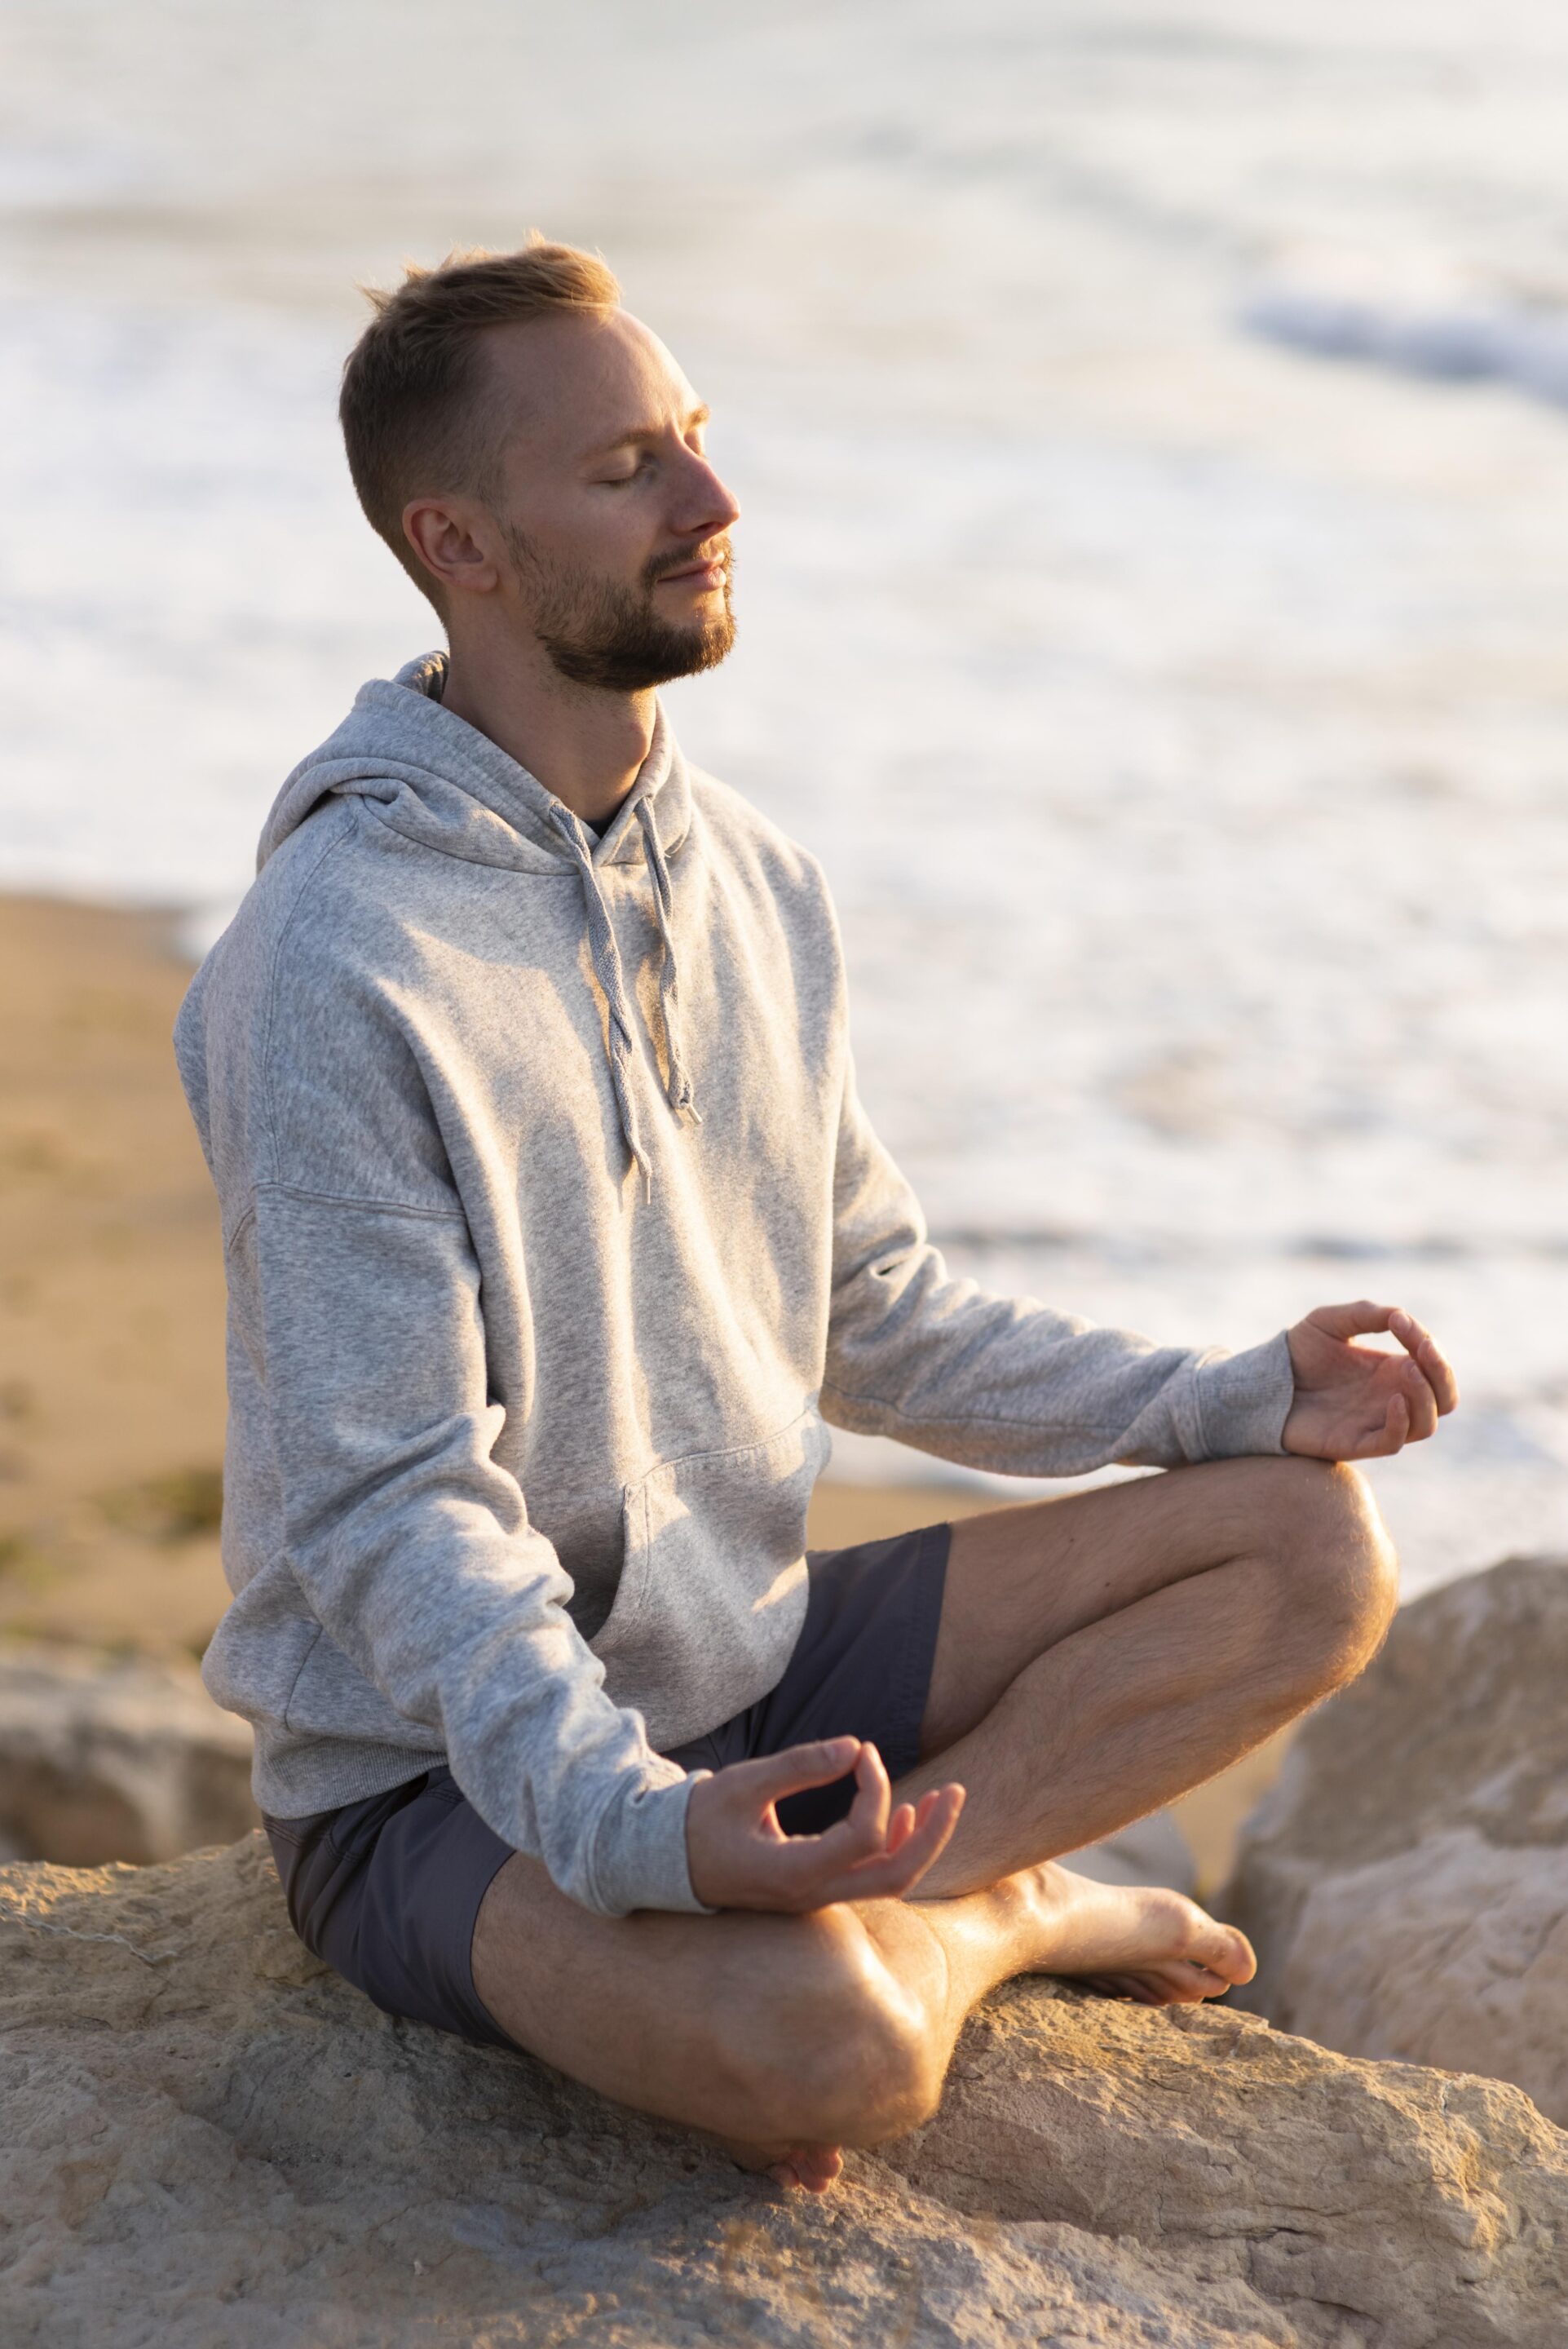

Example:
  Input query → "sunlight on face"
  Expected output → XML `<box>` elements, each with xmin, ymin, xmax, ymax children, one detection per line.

<box><xmin>483</xmin><ymin>310</ymin><xmax>741</xmax><ymax>690</ymax></box>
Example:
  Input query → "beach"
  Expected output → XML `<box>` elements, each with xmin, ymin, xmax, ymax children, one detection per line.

<box><xmin>0</xmin><ymin>892</ymin><xmax>1281</xmax><ymax>1882</ymax></box>
<box><xmin>7</xmin><ymin>2</ymin><xmax>1568</xmax><ymax>1595</ymax></box>
<box><xmin>0</xmin><ymin>896</ymin><xmax>227</xmax><ymax>1656</ymax></box>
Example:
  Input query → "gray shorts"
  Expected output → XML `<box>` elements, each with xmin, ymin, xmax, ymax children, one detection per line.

<box><xmin>263</xmin><ymin>1521</ymin><xmax>950</xmax><ymax>2050</ymax></box>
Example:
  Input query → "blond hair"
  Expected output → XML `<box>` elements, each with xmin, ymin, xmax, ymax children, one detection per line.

<box><xmin>339</xmin><ymin>237</ymin><xmax>621</xmax><ymax>608</ymax></box>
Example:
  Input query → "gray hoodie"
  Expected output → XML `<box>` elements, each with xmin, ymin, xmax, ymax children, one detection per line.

<box><xmin>174</xmin><ymin>652</ymin><xmax>1294</xmax><ymax>1917</ymax></box>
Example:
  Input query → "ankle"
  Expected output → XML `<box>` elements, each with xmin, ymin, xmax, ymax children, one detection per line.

<box><xmin>928</xmin><ymin>1866</ymin><xmax>1060</xmax><ymax>1962</ymax></box>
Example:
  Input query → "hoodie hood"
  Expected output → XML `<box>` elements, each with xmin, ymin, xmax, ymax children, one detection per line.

<box><xmin>258</xmin><ymin>651</ymin><xmax>699</xmax><ymax>1191</ymax></box>
<box><xmin>256</xmin><ymin>649</ymin><xmax>693</xmax><ymax>878</ymax></box>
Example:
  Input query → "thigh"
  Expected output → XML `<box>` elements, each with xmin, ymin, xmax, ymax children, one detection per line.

<box><xmin>267</xmin><ymin>1766</ymin><xmax>518</xmax><ymax>2049</ymax></box>
<box><xmin>921</xmin><ymin>1455</ymin><xmax>1309</xmax><ymax>1758</ymax></box>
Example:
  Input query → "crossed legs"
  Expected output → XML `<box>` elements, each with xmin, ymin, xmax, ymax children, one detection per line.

<box><xmin>473</xmin><ymin>1455</ymin><xmax>1398</xmax><ymax>2185</ymax></box>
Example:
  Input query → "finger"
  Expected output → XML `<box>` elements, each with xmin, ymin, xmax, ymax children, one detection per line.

<box><xmin>1386</xmin><ymin>1387</ymin><xmax>1411</xmax><ymax>1451</ymax></box>
<box><xmin>807</xmin><ymin>1741</ymin><xmax>893</xmax><ymax>1869</ymax></box>
<box><xmin>850</xmin><ymin>1741</ymin><xmax>893</xmax><ymax>1849</ymax></box>
<box><xmin>837</xmin><ymin>1782</ymin><xmax>965</xmax><ymax>1900</ymax></box>
<box><xmin>727</xmin><ymin>1737</ymin><xmax>861</xmax><ymax>1812</ymax></box>
<box><xmin>1354</xmin><ymin>1387</ymin><xmax>1409</xmax><ymax>1458</ymax></box>
<box><xmin>1305</xmin><ymin>1298</ymin><xmax>1397</xmax><ymax>1343</ymax></box>
<box><xmin>1400</xmin><ymin>1358</ymin><xmax>1439</xmax><ymax>1444</ymax></box>
<box><xmin>884</xmin><ymin>1802</ymin><xmax>917</xmax><ymax>1857</ymax></box>
<box><xmin>1388</xmin><ymin>1310</ymin><xmax>1460</xmax><ymax>1416</ymax></box>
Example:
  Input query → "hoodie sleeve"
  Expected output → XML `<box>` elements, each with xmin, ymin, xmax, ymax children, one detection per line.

<box><xmin>821</xmin><ymin>1055</ymin><xmax>1294</xmax><ymax>1472</ymax></box>
<box><xmin>231</xmin><ymin>1188</ymin><xmax>708</xmax><ymax>1918</ymax></box>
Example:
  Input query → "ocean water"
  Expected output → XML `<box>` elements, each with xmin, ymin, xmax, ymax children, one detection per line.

<box><xmin>5</xmin><ymin>0</ymin><xmax>1568</xmax><ymax>1590</ymax></box>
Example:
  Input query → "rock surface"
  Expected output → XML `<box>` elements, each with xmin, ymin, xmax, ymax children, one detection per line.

<box><xmin>1224</xmin><ymin>1556</ymin><xmax>1568</xmax><ymax>2126</ymax></box>
<box><xmin>3</xmin><ymin>1836</ymin><xmax>1566</xmax><ymax>2346</ymax></box>
<box><xmin>0</xmin><ymin>1639</ymin><xmax>257</xmax><ymax>1865</ymax></box>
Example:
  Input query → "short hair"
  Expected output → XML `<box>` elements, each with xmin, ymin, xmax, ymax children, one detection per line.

<box><xmin>339</xmin><ymin>237</ymin><xmax>621</xmax><ymax>609</ymax></box>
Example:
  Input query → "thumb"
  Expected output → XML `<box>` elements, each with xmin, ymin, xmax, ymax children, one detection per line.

<box><xmin>722</xmin><ymin>1736</ymin><xmax>861</xmax><ymax>1812</ymax></box>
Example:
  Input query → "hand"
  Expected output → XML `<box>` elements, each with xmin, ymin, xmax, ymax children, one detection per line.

<box><xmin>683</xmin><ymin>1735</ymin><xmax>965</xmax><ymax>1913</ymax></box>
<box><xmin>1283</xmin><ymin>1300</ymin><xmax>1459</xmax><ymax>1462</ymax></box>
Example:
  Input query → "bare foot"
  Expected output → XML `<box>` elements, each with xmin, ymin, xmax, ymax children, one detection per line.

<box><xmin>998</xmin><ymin>1861</ymin><xmax>1257</xmax><ymax>2007</ymax></box>
<box><xmin>707</xmin><ymin>1867</ymin><xmax>1252</xmax><ymax>2190</ymax></box>
<box><xmin>713</xmin><ymin>2133</ymin><xmax>844</xmax><ymax>2193</ymax></box>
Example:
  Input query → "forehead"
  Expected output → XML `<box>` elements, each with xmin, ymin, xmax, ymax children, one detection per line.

<box><xmin>482</xmin><ymin>309</ymin><xmax>698</xmax><ymax>468</ymax></box>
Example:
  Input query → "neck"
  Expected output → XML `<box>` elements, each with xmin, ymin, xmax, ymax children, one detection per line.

<box><xmin>439</xmin><ymin>626</ymin><xmax>656</xmax><ymax>828</ymax></box>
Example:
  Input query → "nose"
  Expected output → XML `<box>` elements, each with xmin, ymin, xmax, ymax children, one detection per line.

<box><xmin>672</xmin><ymin>446</ymin><xmax>740</xmax><ymax>542</ymax></box>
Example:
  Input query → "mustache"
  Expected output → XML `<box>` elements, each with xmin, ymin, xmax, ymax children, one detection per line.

<box><xmin>643</xmin><ymin>537</ymin><xmax>734</xmax><ymax>589</ymax></box>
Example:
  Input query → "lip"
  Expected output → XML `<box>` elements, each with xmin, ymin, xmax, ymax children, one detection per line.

<box><xmin>657</xmin><ymin>558</ymin><xmax>727</xmax><ymax>589</ymax></box>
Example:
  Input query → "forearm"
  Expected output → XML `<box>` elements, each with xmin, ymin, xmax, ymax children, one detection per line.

<box><xmin>826</xmin><ymin>1245</ymin><xmax>1295</xmax><ymax>1475</ymax></box>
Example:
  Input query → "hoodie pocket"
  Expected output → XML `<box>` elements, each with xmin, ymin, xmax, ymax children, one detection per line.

<box><xmin>591</xmin><ymin>1406</ymin><xmax>830</xmax><ymax>1750</ymax></box>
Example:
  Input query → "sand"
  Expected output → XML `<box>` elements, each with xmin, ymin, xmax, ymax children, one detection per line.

<box><xmin>0</xmin><ymin>893</ymin><xmax>1282</xmax><ymax>1882</ymax></box>
<box><xmin>0</xmin><ymin>896</ymin><xmax>229</xmax><ymax>1655</ymax></box>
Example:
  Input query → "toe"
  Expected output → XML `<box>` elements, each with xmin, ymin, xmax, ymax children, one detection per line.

<box><xmin>1089</xmin><ymin>1972</ymin><xmax>1164</xmax><ymax>2005</ymax></box>
<box><xmin>1177</xmin><ymin>1905</ymin><xmax>1257</xmax><ymax>1986</ymax></box>
<box><xmin>771</xmin><ymin>2143</ymin><xmax>842</xmax><ymax>2193</ymax></box>
<box><xmin>1151</xmin><ymin>1958</ymin><xmax>1234</xmax><ymax>2003</ymax></box>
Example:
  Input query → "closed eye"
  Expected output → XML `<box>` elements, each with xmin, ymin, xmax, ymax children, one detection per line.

<box><xmin>599</xmin><ymin>453</ymin><xmax>656</xmax><ymax>486</ymax></box>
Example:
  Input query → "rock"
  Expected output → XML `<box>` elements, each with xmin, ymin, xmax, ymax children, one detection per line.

<box><xmin>0</xmin><ymin>1640</ymin><xmax>257</xmax><ymax>1865</ymax></box>
<box><xmin>1062</xmin><ymin>1808</ymin><xmax>1198</xmax><ymax>1894</ymax></box>
<box><xmin>1223</xmin><ymin>1556</ymin><xmax>1568</xmax><ymax>2127</ymax></box>
<box><xmin>2</xmin><ymin>1835</ymin><xmax>1565</xmax><ymax>2346</ymax></box>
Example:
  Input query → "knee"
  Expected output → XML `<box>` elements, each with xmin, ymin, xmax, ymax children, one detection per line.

<box><xmin>739</xmin><ymin>1909</ymin><xmax>940</xmax><ymax>2148</ymax></box>
<box><xmin>1265</xmin><ymin>1458</ymin><xmax>1398</xmax><ymax>1696</ymax></box>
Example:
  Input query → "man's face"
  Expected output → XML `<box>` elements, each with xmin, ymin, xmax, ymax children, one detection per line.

<box><xmin>479</xmin><ymin>309</ymin><xmax>740</xmax><ymax>692</ymax></box>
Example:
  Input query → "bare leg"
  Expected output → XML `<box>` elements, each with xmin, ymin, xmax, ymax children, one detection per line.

<box><xmin>472</xmin><ymin>1843</ymin><xmax>1252</xmax><ymax>2191</ymax></box>
<box><xmin>903</xmin><ymin>1455</ymin><xmax>1398</xmax><ymax>1895</ymax></box>
<box><xmin>473</xmin><ymin>1456</ymin><xmax>1394</xmax><ymax>2188</ymax></box>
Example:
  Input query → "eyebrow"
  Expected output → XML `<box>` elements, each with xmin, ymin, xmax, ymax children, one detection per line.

<box><xmin>588</xmin><ymin>402</ymin><xmax>710</xmax><ymax>460</ymax></box>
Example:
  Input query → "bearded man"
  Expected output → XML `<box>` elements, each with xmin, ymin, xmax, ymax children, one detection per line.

<box><xmin>175</xmin><ymin>239</ymin><xmax>1457</xmax><ymax>2192</ymax></box>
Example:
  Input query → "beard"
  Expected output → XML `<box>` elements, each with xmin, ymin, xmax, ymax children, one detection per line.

<box><xmin>505</xmin><ymin>524</ymin><xmax>737</xmax><ymax>692</ymax></box>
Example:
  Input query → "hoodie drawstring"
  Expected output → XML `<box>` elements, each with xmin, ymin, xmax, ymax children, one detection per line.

<box><xmin>546</xmin><ymin>796</ymin><xmax>697</xmax><ymax>1195</ymax></box>
<box><xmin>635</xmin><ymin>798</ymin><xmax>701</xmax><ymax>1126</ymax></box>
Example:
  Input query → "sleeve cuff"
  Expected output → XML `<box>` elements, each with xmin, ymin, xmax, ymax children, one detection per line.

<box><xmin>1190</xmin><ymin>1330</ymin><xmax>1295</xmax><ymax>1460</ymax></box>
<box><xmin>584</xmin><ymin>1763</ymin><xmax>718</xmax><ymax>1917</ymax></box>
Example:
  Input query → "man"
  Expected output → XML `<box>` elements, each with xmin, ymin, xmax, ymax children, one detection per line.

<box><xmin>175</xmin><ymin>239</ymin><xmax>1457</xmax><ymax>2195</ymax></box>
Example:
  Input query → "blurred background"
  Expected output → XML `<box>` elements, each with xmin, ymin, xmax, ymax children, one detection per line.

<box><xmin>3</xmin><ymin>0</ymin><xmax>1568</xmax><ymax>1782</ymax></box>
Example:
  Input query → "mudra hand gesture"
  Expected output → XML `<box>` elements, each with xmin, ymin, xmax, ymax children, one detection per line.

<box><xmin>685</xmin><ymin>1737</ymin><xmax>964</xmax><ymax>1915</ymax></box>
<box><xmin>1283</xmin><ymin>1301</ymin><xmax>1458</xmax><ymax>1461</ymax></box>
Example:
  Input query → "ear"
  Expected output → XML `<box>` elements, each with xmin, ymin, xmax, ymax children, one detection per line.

<box><xmin>401</xmin><ymin>495</ymin><xmax>502</xmax><ymax>602</ymax></box>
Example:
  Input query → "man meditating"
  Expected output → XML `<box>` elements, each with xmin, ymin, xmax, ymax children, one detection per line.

<box><xmin>175</xmin><ymin>239</ymin><xmax>1458</xmax><ymax>2194</ymax></box>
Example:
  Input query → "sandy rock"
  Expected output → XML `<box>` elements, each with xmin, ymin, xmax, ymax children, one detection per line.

<box><xmin>2</xmin><ymin>1836</ymin><xmax>1565</xmax><ymax>2346</ymax></box>
<box><xmin>1224</xmin><ymin>1556</ymin><xmax>1568</xmax><ymax>2126</ymax></box>
<box><xmin>0</xmin><ymin>1639</ymin><xmax>257</xmax><ymax>1864</ymax></box>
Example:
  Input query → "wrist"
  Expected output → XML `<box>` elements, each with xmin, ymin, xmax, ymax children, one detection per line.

<box><xmin>682</xmin><ymin>1771</ymin><xmax>720</xmax><ymax>1910</ymax></box>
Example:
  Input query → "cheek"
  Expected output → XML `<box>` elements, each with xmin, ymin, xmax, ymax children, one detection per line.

<box><xmin>557</xmin><ymin>493</ymin><xmax>656</xmax><ymax>577</ymax></box>
<box><xmin>507</xmin><ymin>507</ymin><xmax>647</xmax><ymax>613</ymax></box>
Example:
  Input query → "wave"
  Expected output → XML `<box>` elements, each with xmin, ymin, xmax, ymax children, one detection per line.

<box><xmin>1239</xmin><ymin>283</ymin><xmax>1568</xmax><ymax>412</ymax></box>
<box><xmin>934</xmin><ymin>1228</ymin><xmax>1568</xmax><ymax>1264</ymax></box>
